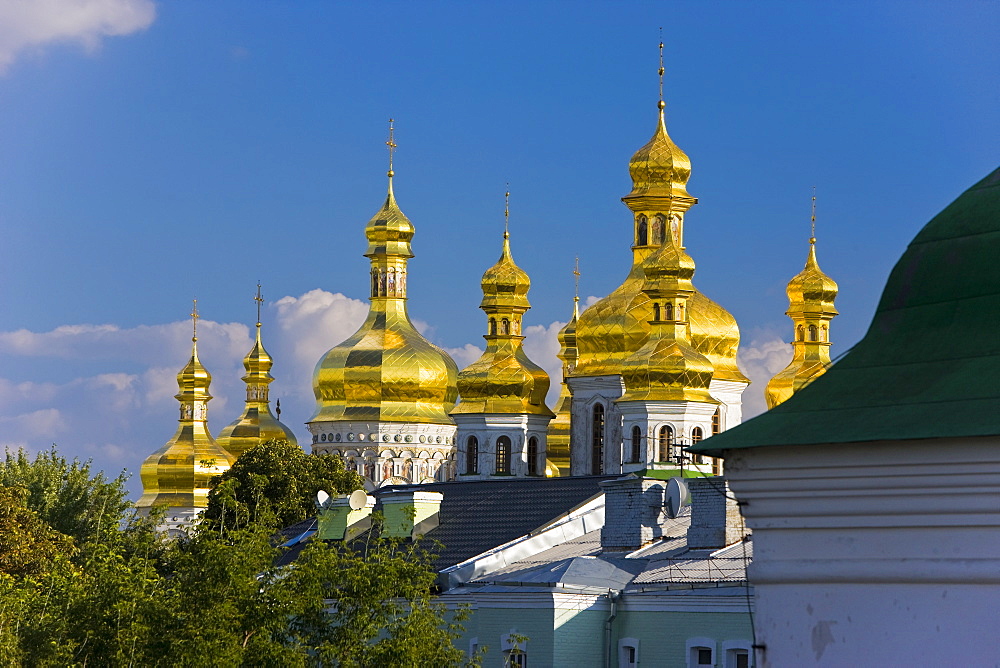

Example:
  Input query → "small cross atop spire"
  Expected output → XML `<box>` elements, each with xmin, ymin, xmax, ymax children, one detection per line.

<box><xmin>254</xmin><ymin>282</ymin><xmax>264</xmax><ymax>327</ymax></box>
<box><xmin>811</xmin><ymin>186</ymin><xmax>817</xmax><ymax>244</ymax></box>
<box><xmin>573</xmin><ymin>257</ymin><xmax>581</xmax><ymax>304</ymax></box>
<box><xmin>190</xmin><ymin>299</ymin><xmax>199</xmax><ymax>342</ymax></box>
<box><xmin>658</xmin><ymin>29</ymin><xmax>665</xmax><ymax>111</ymax></box>
<box><xmin>386</xmin><ymin>118</ymin><xmax>397</xmax><ymax>177</ymax></box>
<box><xmin>504</xmin><ymin>184</ymin><xmax>510</xmax><ymax>238</ymax></box>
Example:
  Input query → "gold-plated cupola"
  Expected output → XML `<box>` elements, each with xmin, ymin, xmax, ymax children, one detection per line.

<box><xmin>574</xmin><ymin>42</ymin><xmax>746</xmax><ymax>385</ymax></box>
<box><xmin>766</xmin><ymin>196</ymin><xmax>839</xmax><ymax>408</ymax></box>
<box><xmin>547</xmin><ymin>260</ymin><xmax>581</xmax><ymax>474</ymax></box>
<box><xmin>620</xmin><ymin>232</ymin><xmax>716</xmax><ymax>403</ymax></box>
<box><xmin>137</xmin><ymin>302</ymin><xmax>235</xmax><ymax>511</ymax></box>
<box><xmin>453</xmin><ymin>192</ymin><xmax>554</xmax><ymax>417</ymax></box>
<box><xmin>217</xmin><ymin>285</ymin><xmax>298</xmax><ymax>460</ymax></box>
<box><xmin>310</xmin><ymin>121</ymin><xmax>458</xmax><ymax>425</ymax></box>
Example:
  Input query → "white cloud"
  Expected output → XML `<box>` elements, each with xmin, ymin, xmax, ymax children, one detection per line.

<box><xmin>0</xmin><ymin>0</ymin><xmax>156</xmax><ymax>71</ymax></box>
<box><xmin>522</xmin><ymin>321</ymin><xmax>566</xmax><ymax>406</ymax></box>
<box><xmin>444</xmin><ymin>343</ymin><xmax>483</xmax><ymax>370</ymax></box>
<box><xmin>0</xmin><ymin>407</ymin><xmax>66</xmax><ymax>440</ymax></box>
<box><xmin>737</xmin><ymin>333</ymin><xmax>792</xmax><ymax>419</ymax></box>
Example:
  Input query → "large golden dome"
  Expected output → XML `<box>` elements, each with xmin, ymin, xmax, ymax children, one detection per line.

<box><xmin>453</xmin><ymin>231</ymin><xmax>553</xmax><ymax>416</ymax></box>
<box><xmin>310</xmin><ymin>176</ymin><xmax>458</xmax><ymax>425</ymax></box>
<box><xmin>574</xmin><ymin>102</ymin><xmax>747</xmax><ymax>385</ymax></box>
<box><xmin>217</xmin><ymin>320</ymin><xmax>298</xmax><ymax>460</ymax></box>
<box><xmin>138</xmin><ymin>320</ymin><xmax>235</xmax><ymax>510</ymax></box>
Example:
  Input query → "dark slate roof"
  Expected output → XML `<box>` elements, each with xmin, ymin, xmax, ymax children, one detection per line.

<box><xmin>275</xmin><ymin>475</ymin><xmax>617</xmax><ymax>569</ymax></box>
<box><xmin>692</xmin><ymin>166</ymin><xmax>1000</xmax><ymax>456</ymax></box>
<box><xmin>384</xmin><ymin>475</ymin><xmax>617</xmax><ymax>569</ymax></box>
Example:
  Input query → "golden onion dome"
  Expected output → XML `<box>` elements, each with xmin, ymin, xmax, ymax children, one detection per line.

<box><xmin>310</xmin><ymin>174</ymin><xmax>459</xmax><ymax>426</ymax></box>
<box><xmin>766</xmin><ymin>237</ymin><xmax>839</xmax><ymax>409</ymax></box>
<box><xmin>620</xmin><ymin>239</ymin><xmax>716</xmax><ymax>402</ymax></box>
<box><xmin>626</xmin><ymin>103</ymin><xmax>693</xmax><ymax>201</ymax></box>
<box><xmin>138</xmin><ymin>319</ymin><xmax>235</xmax><ymax>511</ymax></box>
<box><xmin>480</xmin><ymin>232</ymin><xmax>531</xmax><ymax>310</ymax></box>
<box><xmin>547</xmin><ymin>295</ymin><xmax>579</xmax><ymax>476</ymax></box>
<box><xmin>787</xmin><ymin>239</ymin><xmax>839</xmax><ymax>308</ymax></box>
<box><xmin>453</xmin><ymin>230</ymin><xmax>553</xmax><ymax>417</ymax></box>
<box><xmin>217</xmin><ymin>322</ymin><xmax>298</xmax><ymax>460</ymax></box>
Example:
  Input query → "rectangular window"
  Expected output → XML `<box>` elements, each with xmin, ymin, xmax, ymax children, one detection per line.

<box><xmin>698</xmin><ymin>648</ymin><xmax>713</xmax><ymax>665</ymax></box>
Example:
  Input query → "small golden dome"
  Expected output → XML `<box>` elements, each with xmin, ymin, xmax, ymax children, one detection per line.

<box><xmin>620</xmin><ymin>239</ymin><xmax>716</xmax><ymax>402</ymax></box>
<box><xmin>627</xmin><ymin>107</ymin><xmax>693</xmax><ymax>201</ymax></box>
<box><xmin>138</xmin><ymin>333</ymin><xmax>235</xmax><ymax>511</ymax></box>
<box><xmin>787</xmin><ymin>240</ymin><xmax>839</xmax><ymax>308</ymax></box>
<box><xmin>217</xmin><ymin>324</ymin><xmax>298</xmax><ymax>460</ymax></box>
<box><xmin>311</xmin><ymin>176</ymin><xmax>459</xmax><ymax>426</ymax></box>
<box><xmin>454</xmin><ymin>231</ymin><xmax>553</xmax><ymax>417</ymax></box>
<box><xmin>480</xmin><ymin>232</ymin><xmax>530</xmax><ymax>311</ymax></box>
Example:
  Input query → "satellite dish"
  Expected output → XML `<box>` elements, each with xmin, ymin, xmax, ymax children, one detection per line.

<box><xmin>316</xmin><ymin>490</ymin><xmax>330</xmax><ymax>508</ymax></box>
<box><xmin>348</xmin><ymin>489</ymin><xmax>368</xmax><ymax>511</ymax></box>
<box><xmin>665</xmin><ymin>477</ymin><xmax>690</xmax><ymax>519</ymax></box>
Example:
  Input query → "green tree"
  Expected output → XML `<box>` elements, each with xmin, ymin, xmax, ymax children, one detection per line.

<box><xmin>0</xmin><ymin>447</ymin><xmax>132</xmax><ymax>548</ymax></box>
<box><xmin>203</xmin><ymin>440</ymin><xmax>363</xmax><ymax>532</ymax></box>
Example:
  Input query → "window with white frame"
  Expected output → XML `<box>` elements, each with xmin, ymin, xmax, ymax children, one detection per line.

<box><xmin>502</xmin><ymin>632</ymin><xmax>528</xmax><ymax>667</ymax></box>
<box><xmin>468</xmin><ymin>637</ymin><xmax>479</xmax><ymax>661</ymax></box>
<box><xmin>619</xmin><ymin>637</ymin><xmax>639</xmax><ymax>667</ymax></box>
<box><xmin>686</xmin><ymin>637</ymin><xmax>716</xmax><ymax>667</ymax></box>
<box><xmin>723</xmin><ymin>640</ymin><xmax>753</xmax><ymax>668</ymax></box>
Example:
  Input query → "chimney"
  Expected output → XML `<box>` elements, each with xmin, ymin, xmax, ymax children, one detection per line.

<box><xmin>380</xmin><ymin>490</ymin><xmax>444</xmax><ymax>539</ymax></box>
<box><xmin>599</xmin><ymin>475</ymin><xmax>668</xmax><ymax>551</ymax></box>
<box><xmin>316</xmin><ymin>492</ymin><xmax>375</xmax><ymax>541</ymax></box>
<box><xmin>686</xmin><ymin>476</ymin><xmax>746</xmax><ymax>549</ymax></box>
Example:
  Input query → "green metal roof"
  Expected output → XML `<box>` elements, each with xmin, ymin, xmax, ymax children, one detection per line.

<box><xmin>691</xmin><ymin>166</ymin><xmax>1000</xmax><ymax>456</ymax></box>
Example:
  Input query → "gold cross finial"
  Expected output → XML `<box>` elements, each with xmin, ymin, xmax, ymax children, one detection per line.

<box><xmin>254</xmin><ymin>282</ymin><xmax>264</xmax><ymax>327</ymax></box>
<box><xmin>658</xmin><ymin>29</ymin><xmax>665</xmax><ymax>110</ymax></box>
<box><xmin>810</xmin><ymin>186</ymin><xmax>817</xmax><ymax>244</ymax></box>
<box><xmin>190</xmin><ymin>299</ymin><xmax>199</xmax><ymax>342</ymax></box>
<box><xmin>573</xmin><ymin>257</ymin><xmax>581</xmax><ymax>304</ymax></box>
<box><xmin>386</xmin><ymin>118</ymin><xmax>397</xmax><ymax>177</ymax></box>
<box><xmin>504</xmin><ymin>184</ymin><xmax>510</xmax><ymax>238</ymax></box>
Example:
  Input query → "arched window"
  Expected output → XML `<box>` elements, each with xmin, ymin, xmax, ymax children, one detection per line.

<box><xmin>712</xmin><ymin>408</ymin><xmax>721</xmax><ymax>435</ymax></box>
<box><xmin>821</xmin><ymin>324</ymin><xmax>828</xmax><ymax>342</ymax></box>
<box><xmin>527</xmin><ymin>437</ymin><xmax>538</xmax><ymax>476</ymax></box>
<box><xmin>630</xmin><ymin>426</ymin><xmax>642</xmax><ymax>463</ymax></box>
<box><xmin>591</xmin><ymin>404</ymin><xmax>605</xmax><ymax>474</ymax></box>
<box><xmin>489</xmin><ymin>318</ymin><xmax>497</xmax><ymax>335</ymax></box>
<box><xmin>500</xmin><ymin>318</ymin><xmax>509</xmax><ymax>335</ymax></box>
<box><xmin>692</xmin><ymin>427</ymin><xmax>704</xmax><ymax>464</ymax></box>
<box><xmin>658</xmin><ymin>425</ymin><xmax>673</xmax><ymax>462</ymax></box>
<box><xmin>496</xmin><ymin>435</ymin><xmax>511</xmax><ymax>474</ymax></box>
<box><xmin>652</xmin><ymin>302</ymin><xmax>660</xmax><ymax>321</ymax></box>
<box><xmin>809</xmin><ymin>324</ymin><xmax>818</xmax><ymax>341</ymax></box>
<box><xmin>466</xmin><ymin>436</ymin><xmax>479</xmax><ymax>474</ymax></box>
<box><xmin>387</xmin><ymin>268</ymin><xmax>396</xmax><ymax>295</ymax></box>
<box><xmin>637</xmin><ymin>216</ymin><xmax>648</xmax><ymax>246</ymax></box>
<box><xmin>665</xmin><ymin>302</ymin><xmax>674</xmax><ymax>321</ymax></box>
<box><xmin>797</xmin><ymin>324</ymin><xmax>804</xmax><ymax>341</ymax></box>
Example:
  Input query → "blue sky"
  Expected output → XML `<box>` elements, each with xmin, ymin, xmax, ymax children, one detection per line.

<box><xmin>0</xmin><ymin>1</ymin><xmax>997</xmax><ymax>498</ymax></box>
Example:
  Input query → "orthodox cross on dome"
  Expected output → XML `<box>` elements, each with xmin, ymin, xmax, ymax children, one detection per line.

<box><xmin>811</xmin><ymin>186</ymin><xmax>817</xmax><ymax>244</ymax></box>
<box><xmin>254</xmin><ymin>282</ymin><xmax>264</xmax><ymax>327</ymax></box>
<box><xmin>190</xmin><ymin>299</ymin><xmax>199</xmax><ymax>342</ymax></box>
<box><xmin>504</xmin><ymin>184</ymin><xmax>510</xmax><ymax>238</ymax></box>
<box><xmin>658</xmin><ymin>28</ymin><xmax>665</xmax><ymax>109</ymax></box>
<box><xmin>573</xmin><ymin>256</ymin><xmax>581</xmax><ymax>306</ymax></box>
<box><xmin>386</xmin><ymin>118</ymin><xmax>397</xmax><ymax>177</ymax></box>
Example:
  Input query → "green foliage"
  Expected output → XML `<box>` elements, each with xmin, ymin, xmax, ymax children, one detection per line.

<box><xmin>203</xmin><ymin>440</ymin><xmax>364</xmax><ymax>532</ymax></box>
<box><xmin>0</xmin><ymin>445</ymin><xmax>476</xmax><ymax>667</ymax></box>
<box><xmin>0</xmin><ymin>447</ymin><xmax>132</xmax><ymax>547</ymax></box>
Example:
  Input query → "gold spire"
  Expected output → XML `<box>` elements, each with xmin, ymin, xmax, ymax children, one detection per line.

<box><xmin>311</xmin><ymin>126</ymin><xmax>458</xmax><ymax>426</ymax></box>
<box><xmin>453</xmin><ymin>190</ymin><xmax>553</xmax><ymax>417</ymax></box>
<box><xmin>138</xmin><ymin>304</ymin><xmax>235</xmax><ymax>512</ymax></box>
<box><xmin>765</xmin><ymin>192</ymin><xmax>839</xmax><ymax>408</ymax></box>
<box><xmin>217</xmin><ymin>284</ymin><xmax>298</xmax><ymax>460</ymax></box>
